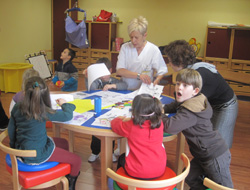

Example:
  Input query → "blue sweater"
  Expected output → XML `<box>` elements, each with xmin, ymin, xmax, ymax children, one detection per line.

<box><xmin>8</xmin><ymin>103</ymin><xmax>75</xmax><ymax>164</ymax></box>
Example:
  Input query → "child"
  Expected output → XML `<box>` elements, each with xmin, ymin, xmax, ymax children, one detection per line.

<box><xmin>84</xmin><ymin>57</ymin><xmax>128</xmax><ymax>91</ymax></box>
<box><xmin>161</xmin><ymin>68</ymin><xmax>233</xmax><ymax>189</ymax></box>
<box><xmin>111</xmin><ymin>94</ymin><xmax>167</xmax><ymax>179</ymax></box>
<box><xmin>84</xmin><ymin>57</ymin><xmax>128</xmax><ymax>162</ymax></box>
<box><xmin>8</xmin><ymin>76</ymin><xmax>81</xmax><ymax>190</ymax></box>
<box><xmin>52</xmin><ymin>48</ymin><xmax>78</xmax><ymax>91</ymax></box>
<box><xmin>9</xmin><ymin>68</ymin><xmax>40</xmax><ymax>114</ymax></box>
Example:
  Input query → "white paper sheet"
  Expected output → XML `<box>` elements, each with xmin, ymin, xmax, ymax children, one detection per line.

<box><xmin>92</xmin><ymin>107</ymin><xmax>132</xmax><ymax>127</ymax></box>
<box><xmin>50</xmin><ymin>94</ymin><xmax>74</xmax><ymax>110</ymax></box>
<box><xmin>87</xmin><ymin>63</ymin><xmax>110</xmax><ymax>90</ymax></box>
<box><xmin>137</xmin><ymin>83</ymin><xmax>164</xmax><ymax>99</ymax></box>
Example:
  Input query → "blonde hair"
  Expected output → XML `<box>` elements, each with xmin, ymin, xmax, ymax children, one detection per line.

<box><xmin>22</xmin><ymin>69</ymin><xmax>40</xmax><ymax>90</ymax></box>
<box><xmin>176</xmin><ymin>68</ymin><xmax>203</xmax><ymax>90</ymax></box>
<box><xmin>128</xmin><ymin>16</ymin><xmax>148</xmax><ymax>35</ymax></box>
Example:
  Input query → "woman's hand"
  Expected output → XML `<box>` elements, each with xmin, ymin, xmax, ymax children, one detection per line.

<box><xmin>140</xmin><ymin>74</ymin><xmax>151</xmax><ymax>85</ymax></box>
<box><xmin>56</xmin><ymin>98</ymin><xmax>67</xmax><ymax>106</ymax></box>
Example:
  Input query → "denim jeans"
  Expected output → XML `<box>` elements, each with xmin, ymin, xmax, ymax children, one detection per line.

<box><xmin>186</xmin><ymin>150</ymin><xmax>233</xmax><ymax>190</ymax></box>
<box><xmin>211</xmin><ymin>94</ymin><xmax>238</xmax><ymax>148</ymax></box>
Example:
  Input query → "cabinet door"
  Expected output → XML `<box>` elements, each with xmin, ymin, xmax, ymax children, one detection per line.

<box><xmin>233</xmin><ymin>30</ymin><xmax>250</xmax><ymax>60</ymax></box>
<box><xmin>111</xmin><ymin>52</ymin><xmax>119</xmax><ymax>73</ymax></box>
<box><xmin>206</xmin><ymin>28</ymin><xmax>231</xmax><ymax>58</ymax></box>
<box><xmin>91</xmin><ymin>23</ymin><xmax>109</xmax><ymax>49</ymax></box>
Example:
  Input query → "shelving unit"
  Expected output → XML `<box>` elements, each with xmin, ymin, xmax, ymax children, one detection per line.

<box><xmin>204</xmin><ymin>26</ymin><xmax>250</xmax><ymax>95</ymax></box>
<box><xmin>69</xmin><ymin>21</ymin><xmax>121</xmax><ymax>75</ymax></box>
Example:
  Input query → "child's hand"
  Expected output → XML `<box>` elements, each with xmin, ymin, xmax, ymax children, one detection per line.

<box><xmin>56</xmin><ymin>98</ymin><xmax>67</xmax><ymax>106</ymax></box>
<box><xmin>83</xmin><ymin>69</ymin><xmax>88</xmax><ymax>77</ymax></box>
<box><xmin>103</xmin><ymin>84</ymin><xmax>116</xmax><ymax>91</ymax></box>
<box><xmin>57</xmin><ymin>81</ymin><xmax>65</xmax><ymax>88</ymax></box>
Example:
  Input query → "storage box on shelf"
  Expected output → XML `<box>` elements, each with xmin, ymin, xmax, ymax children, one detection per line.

<box><xmin>69</xmin><ymin>21</ymin><xmax>121</xmax><ymax>75</ymax></box>
<box><xmin>204</xmin><ymin>26</ymin><xmax>250</xmax><ymax>95</ymax></box>
<box><xmin>70</xmin><ymin>46</ymin><xmax>90</xmax><ymax>75</ymax></box>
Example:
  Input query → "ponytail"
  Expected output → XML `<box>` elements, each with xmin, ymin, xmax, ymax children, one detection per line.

<box><xmin>20</xmin><ymin>76</ymin><xmax>55</xmax><ymax>121</ymax></box>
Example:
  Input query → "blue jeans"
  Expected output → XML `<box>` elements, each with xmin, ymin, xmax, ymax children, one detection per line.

<box><xmin>186</xmin><ymin>150</ymin><xmax>233</xmax><ymax>190</ymax></box>
<box><xmin>211</xmin><ymin>94</ymin><xmax>238</xmax><ymax>148</ymax></box>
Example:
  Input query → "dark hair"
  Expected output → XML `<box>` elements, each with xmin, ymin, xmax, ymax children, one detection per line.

<box><xmin>176</xmin><ymin>68</ymin><xmax>203</xmax><ymax>90</ymax></box>
<box><xmin>96</xmin><ymin>57</ymin><xmax>112</xmax><ymax>70</ymax></box>
<box><xmin>20</xmin><ymin>76</ymin><xmax>55</xmax><ymax>121</ymax></box>
<box><xmin>67</xmin><ymin>48</ymin><xmax>76</xmax><ymax>61</ymax></box>
<box><xmin>164</xmin><ymin>40</ymin><xmax>196</xmax><ymax>68</ymax></box>
<box><xmin>132</xmin><ymin>94</ymin><xmax>162</xmax><ymax>129</ymax></box>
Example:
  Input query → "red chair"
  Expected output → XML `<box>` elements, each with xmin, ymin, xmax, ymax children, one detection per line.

<box><xmin>0</xmin><ymin>130</ymin><xmax>70</xmax><ymax>190</ymax></box>
<box><xmin>106</xmin><ymin>153</ymin><xmax>190</xmax><ymax>190</ymax></box>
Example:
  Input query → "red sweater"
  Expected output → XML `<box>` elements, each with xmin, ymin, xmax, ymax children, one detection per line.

<box><xmin>111</xmin><ymin>118</ymin><xmax>167</xmax><ymax>179</ymax></box>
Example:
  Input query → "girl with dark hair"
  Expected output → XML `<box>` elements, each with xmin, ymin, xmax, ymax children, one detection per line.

<box><xmin>8</xmin><ymin>76</ymin><xmax>81</xmax><ymax>190</ymax></box>
<box><xmin>111</xmin><ymin>94</ymin><xmax>167</xmax><ymax>179</ymax></box>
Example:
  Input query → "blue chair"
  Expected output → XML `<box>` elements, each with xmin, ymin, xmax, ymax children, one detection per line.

<box><xmin>0</xmin><ymin>130</ymin><xmax>70</xmax><ymax>190</ymax></box>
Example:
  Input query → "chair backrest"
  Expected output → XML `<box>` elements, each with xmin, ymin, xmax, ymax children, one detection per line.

<box><xmin>0</xmin><ymin>130</ymin><xmax>36</xmax><ymax>190</ymax></box>
<box><xmin>0</xmin><ymin>130</ymin><xmax>69</xmax><ymax>190</ymax></box>
<box><xmin>203</xmin><ymin>177</ymin><xmax>237</xmax><ymax>190</ymax></box>
<box><xmin>106</xmin><ymin>153</ymin><xmax>190</xmax><ymax>190</ymax></box>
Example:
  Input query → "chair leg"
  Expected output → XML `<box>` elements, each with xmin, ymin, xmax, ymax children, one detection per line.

<box><xmin>61</xmin><ymin>176</ymin><xmax>69</xmax><ymax>190</ymax></box>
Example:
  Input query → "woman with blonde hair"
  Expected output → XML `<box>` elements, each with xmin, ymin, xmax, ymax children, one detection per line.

<box><xmin>116</xmin><ymin>16</ymin><xmax>167</xmax><ymax>90</ymax></box>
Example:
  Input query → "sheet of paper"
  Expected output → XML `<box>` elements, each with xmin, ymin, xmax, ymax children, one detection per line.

<box><xmin>50</xmin><ymin>94</ymin><xmax>74</xmax><ymax>110</ymax></box>
<box><xmin>87</xmin><ymin>63</ymin><xmax>110</xmax><ymax>90</ymax></box>
<box><xmin>70</xmin><ymin>91</ymin><xmax>91</xmax><ymax>99</ymax></box>
<box><xmin>68</xmin><ymin>99</ymin><xmax>94</xmax><ymax>113</ymax></box>
<box><xmin>137</xmin><ymin>83</ymin><xmax>164</xmax><ymax>99</ymax></box>
<box><xmin>89</xmin><ymin>91</ymin><xmax>129</xmax><ymax>108</ymax></box>
<box><xmin>55</xmin><ymin>111</ymin><xmax>94</xmax><ymax>125</ymax></box>
<box><xmin>92</xmin><ymin>107</ymin><xmax>132</xmax><ymax>127</ymax></box>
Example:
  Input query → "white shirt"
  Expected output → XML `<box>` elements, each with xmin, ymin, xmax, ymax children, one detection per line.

<box><xmin>116</xmin><ymin>41</ymin><xmax>167</xmax><ymax>90</ymax></box>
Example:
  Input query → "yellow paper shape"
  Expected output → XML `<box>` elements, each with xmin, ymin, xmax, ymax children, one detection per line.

<box><xmin>68</xmin><ymin>99</ymin><xmax>94</xmax><ymax>113</ymax></box>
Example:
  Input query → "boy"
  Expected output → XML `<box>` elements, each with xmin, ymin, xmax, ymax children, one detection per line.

<box><xmin>84</xmin><ymin>57</ymin><xmax>128</xmax><ymax>91</ymax></box>
<box><xmin>83</xmin><ymin>57</ymin><xmax>128</xmax><ymax>162</ymax></box>
<box><xmin>162</xmin><ymin>68</ymin><xmax>233</xmax><ymax>190</ymax></box>
<box><xmin>52</xmin><ymin>48</ymin><xmax>78</xmax><ymax>91</ymax></box>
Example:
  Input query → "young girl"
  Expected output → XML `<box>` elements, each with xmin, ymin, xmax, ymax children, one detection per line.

<box><xmin>111</xmin><ymin>94</ymin><xmax>167</xmax><ymax>179</ymax></box>
<box><xmin>9</xmin><ymin>68</ymin><xmax>40</xmax><ymax>115</ymax></box>
<box><xmin>8</xmin><ymin>76</ymin><xmax>81</xmax><ymax>190</ymax></box>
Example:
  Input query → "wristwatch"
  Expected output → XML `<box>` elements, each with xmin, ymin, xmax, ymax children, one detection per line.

<box><xmin>137</xmin><ymin>73</ymin><xmax>141</xmax><ymax>80</ymax></box>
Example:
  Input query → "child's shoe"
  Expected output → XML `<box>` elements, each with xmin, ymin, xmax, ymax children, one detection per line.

<box><xmin>114</xmin><ymin>148</ymin><xmax>120</xmax><ymax>157</ymax></box>
<box><xmin>88</xmin><ymin>153</ymin><xmax>99</xmax><ymax>162</ymax></box>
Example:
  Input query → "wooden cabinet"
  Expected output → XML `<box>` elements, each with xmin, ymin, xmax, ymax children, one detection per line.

<box><xmin>204</xmin><ymin>26</ymin><xmax>250</xmax><ymax>95</ymax></box>
<box><xmin>69</xmin><ymin>21</ymin><xmax>120</xmax><ymax>74</ymax></box>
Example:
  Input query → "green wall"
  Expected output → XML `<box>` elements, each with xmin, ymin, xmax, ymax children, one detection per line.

<box><xmin>80</xmin><ymin>0</ymin><xmax>250</xmax><ymax>56</ymax></box>
<box><xmin>1</xmin><ymin>0</ymin><xmax>250</xmax><ymax>63</ymax></box>
<box><xmin>0</xmin><ymin>0</ymin><xmax>51</xmax><ymax>63</ymax></box>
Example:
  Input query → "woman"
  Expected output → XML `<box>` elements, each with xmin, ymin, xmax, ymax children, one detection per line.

<box><xmin>164</xmin><ymin>40</ymin><xmax>238</xmax><ymax>148</ymax></box>
<box><xmin>116</xmin><ymin>16</ymin><xmax>168</xmax><ymax>90</ymax></box>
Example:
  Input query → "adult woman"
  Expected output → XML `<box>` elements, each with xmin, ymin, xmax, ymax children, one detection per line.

<box><xmin>116</xmin><ymin>16</ymin><xmax>168</xmax><ymax>90</ymax></box>
<box><xmin>164</xmin><ymin>40</ymin><xmax>238</xmax><ymax>148</ymax></box>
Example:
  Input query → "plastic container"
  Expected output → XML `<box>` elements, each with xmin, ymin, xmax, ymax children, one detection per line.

<box><xmin>94</xmin><ymin>97</ymin><xmax>102</xmax><ymax>117</ymax></box>
<box><xmin>0</xmin><ymin>63</ymin><xmax>33</xmax><ymax>93</ymax></box>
